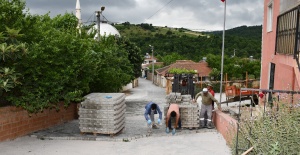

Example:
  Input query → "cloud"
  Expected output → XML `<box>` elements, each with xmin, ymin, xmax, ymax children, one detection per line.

<box><xmin>25</xmin><ymin>0</ymin><xmax>263</xmax><ymax>31</ymax></box>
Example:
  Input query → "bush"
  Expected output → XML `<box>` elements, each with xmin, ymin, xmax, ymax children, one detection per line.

<box><xmin>231</xmin><ymin>103</ymin><xmax>300</xmax><ymax>154</ymax></box>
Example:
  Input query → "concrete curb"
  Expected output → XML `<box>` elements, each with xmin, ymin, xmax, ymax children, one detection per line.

<box><xmin>29</xmin><ymin>128</ymin><xmax>217</xmax><ymax>142</ymax></box>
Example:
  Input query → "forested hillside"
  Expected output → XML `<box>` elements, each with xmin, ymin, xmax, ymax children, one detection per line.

<box><xmin>115</xmin><ymin>23</ymin><xmax>262</xmax><ymax>63</ymax></box>
<box><xmin>114</xmin><ymin>23</ymin><xmax>262</xmax><ymax>80</ymax></box>
<box><xmin>205</xmin><ymin>25</ymin><xmax>262</xmax><ymax>40</ymax></box>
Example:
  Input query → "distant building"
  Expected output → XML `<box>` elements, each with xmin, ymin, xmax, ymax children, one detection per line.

<box><xmin>261</xmin><ymin>0</ymin><xmax>300</xmax><ymax>91</ymax></box>
<box><xmin>156</xmin><ymin>60</ymin><xmax>212</xmax><ymax>80</ymax></box>
<box><xmin>75</xmin><ymin>0</ymin><xmax>120</xmax><ymax>39</ymax></box>
<box><xmin>88</xmin><ymin>23</ymin><xmax>121</xmax><ymax>39</ymax></box>
<box><xmin>141</xmin><ymin>53</ymin><xmax>163</xmax><ymax>78</ymax></box>
<box><xmin>155</xmin><ymin>60</ymin><xmax>212</xmax><ymax>88</ymax></box>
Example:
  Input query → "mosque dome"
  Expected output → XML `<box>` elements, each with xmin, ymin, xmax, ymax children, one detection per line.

<box><xmin>88</xmin><ymin>23</ymin><xmax>121</xmax><ymax>39</ymax></box>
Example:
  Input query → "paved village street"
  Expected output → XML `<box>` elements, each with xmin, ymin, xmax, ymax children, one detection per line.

<box><xmin>0</xmin><ymin>78</ymin><xmax>231</xmax><ymax>155</ymax></box>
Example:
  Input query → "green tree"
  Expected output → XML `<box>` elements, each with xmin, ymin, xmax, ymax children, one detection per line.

<box><xmin>209</xmin><ymin>68</ymin><xmax>220</xmax><ymax>80</ymax></box>
<box><xmin>0</xmin><ymin>28</ymin><xmax>26</xmax><ymax>96</ymax></box>
<box><xmin>117</xmin><ymin>38</ymin><xmax>144</xmax><ymax>78</ymax></box>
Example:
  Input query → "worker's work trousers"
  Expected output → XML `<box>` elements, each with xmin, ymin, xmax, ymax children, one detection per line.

<box><xmin>147</xmin><ymin>110</ymin><xmax>156</xmax><ymax>128</ymax></box>
<box><xmin>200</xmin><ymin>104</ymin><xmax>212</xmax><ymax>127</ymax></box>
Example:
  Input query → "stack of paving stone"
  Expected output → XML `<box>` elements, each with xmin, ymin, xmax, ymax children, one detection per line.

<box><xmin>165</xmin><ymin>92</ymin><xmax>182</xmax><ymax>104</ymax></box>
<box><xmin>164</xmin><ymin>93</ymin><xmax>199</xmax><ymax>128</ymax></box>
<box><xmin>78</xmin><ymin>93</ymin><xmax>126</xmax><ymax>135</ymax></box>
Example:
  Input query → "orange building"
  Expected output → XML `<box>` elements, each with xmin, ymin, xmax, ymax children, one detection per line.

<box><xmin>261</xmin><ymin>0</ymin><xmax>300</xmax><ymax>91</ymax></box>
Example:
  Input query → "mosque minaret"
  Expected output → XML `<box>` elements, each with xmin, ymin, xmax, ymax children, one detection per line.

<box><xmin>76</xmin><ymin>0</ymin><xmax>82</xmax><ymax>27</ymax></box>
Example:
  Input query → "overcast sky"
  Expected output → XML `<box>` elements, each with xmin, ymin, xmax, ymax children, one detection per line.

<box><xmin>25</xmin><ymin>0</ymin><xmax>263</xmax><ymax>31</ymax></box>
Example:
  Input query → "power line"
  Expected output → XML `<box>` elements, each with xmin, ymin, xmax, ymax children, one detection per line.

<box><xmin>147</xmin><ymin>0</ymin><xmax>175</xmax><ymax>20</ymax></box>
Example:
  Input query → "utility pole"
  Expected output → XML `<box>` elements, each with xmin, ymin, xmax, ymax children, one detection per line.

<box><xmin>149</xmin><ymin>45</ymin><xmax>154</xmax><ymax>84</ymax></box>
<box><xmin>95</xmin><ymin>6</ymin><xmax>105</xmax><ymax>42</ymax></box>
<box><xmin>219</xmin><ymin>0</ymin><xmax>226</xmax><ymax>103</ymax></box>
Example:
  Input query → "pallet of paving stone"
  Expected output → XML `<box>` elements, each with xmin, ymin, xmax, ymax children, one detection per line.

<box><xmin>79</xmin><ymin>108</ymin><xmax>126</xmax><ymax>124</ymax></box>
<box><xmin>79</xmin><ymin>116</ymin><xmax>125</xmax><ymax>134</ymax></box>
<box><xmin>181</xmin><ymin>123</ymin><xmax>199</xmax><ymax>127</ymax></box>
<box><xmin>81</xmin><ymin>94</ymin><xmax>125</xmax><ymax>110</ymax></box>
<box><xmin>79</xmin><ymin>116</ymin><xmax>125</xmax><ymax>132</ymax></box>
<box><xmin>79</xmin><ymin>118</ymin><xmax>125</xmax><ymax>135</ymax></box>
<box><xmin>181</xmin><ymin>95</ymin><xmax>192</xmax><ymax>102</ymax></box>
<box><xmin>166</xmin><ymin>93</ymin><xmax>182</xmax><ymax>103</ymax></box>
<box><xmin>80</xmin><ymin>100</ymin><xmax>125</xmax><ymax>110</ymax></box>
<box><xmin>79</xmin><ymin>103</ymin><xmax>126</xmax><ymax>119</ymax></box>
<box><xmin>78</xmin><ymin>93</ymin><xmax>126</xmax><ymax>135</ymax></box>
<box><xmin>80</xmin><ymin>126</ymin><xmax>125</xmax><ymax>137</ymax></box>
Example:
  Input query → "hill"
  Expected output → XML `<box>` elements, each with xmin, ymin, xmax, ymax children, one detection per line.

<box><xmin>114</xmin><ymin>23</ymin><xmax>262</xmax><ymax>64</ymax></box>
<box><xmin>204</xmin><ymin>25</ymin><xmax>262</xmax><ymax>40</ymax></box>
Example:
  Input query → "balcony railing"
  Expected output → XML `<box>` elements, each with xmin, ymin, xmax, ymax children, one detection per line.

<box><xmin>275</xmin><ymin>6</ymin><xmax>300</xmax><ymax>70</ymax></box>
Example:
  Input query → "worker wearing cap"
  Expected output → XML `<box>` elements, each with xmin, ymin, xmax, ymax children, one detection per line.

<box><xmin>194</xmin><ymin>88</ymin><xmax>221</xmax><ymax>129</ymax></box>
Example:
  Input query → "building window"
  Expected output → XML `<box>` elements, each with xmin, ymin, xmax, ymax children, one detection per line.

<box><xmin>275</xmin><ymin>6</ymin><xmax>298</xmax><ymax>55</ymax></box>
<box><xmin>275</xmin><ymin>5</ymin><xmax>300</xmax><ymax>71</ymax></box>
<box><xmin>267</xmin><ymin>1</ymin><xmax>273</xmax><ymax>32</ymax></box>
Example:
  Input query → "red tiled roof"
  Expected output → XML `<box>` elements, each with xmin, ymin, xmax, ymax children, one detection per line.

<box><xmin>156</xmin><ymin>60</ymin><xmax>212</xmax><ymax>77</ymax></box>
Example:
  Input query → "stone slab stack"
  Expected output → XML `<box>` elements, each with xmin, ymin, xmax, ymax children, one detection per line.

<box><xmin>164</xmin><ymin>93</ymin><xmax>199</xmax><ymax>128</ymax></box>
<box><xmin>78</xmin><ymin>93</ymin><xmax>126</xmax><ymax>135</ymax></box>
<box><xmin>165</xmin><ymin>92</ymin><xmax>182</xmax><ymax>104</ymax></box>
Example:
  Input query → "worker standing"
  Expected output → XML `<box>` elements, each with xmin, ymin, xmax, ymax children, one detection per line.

<box><xmin>207</xmin><ymin>83</ymin><xmax>215</xmax><ymax>109</ymax></box>
<box><xmin>194</xmin><ymin>88</ymin><xmax>221</xmax><ymax>129</ymax></box>
<box><xmin>165</xmin><ymin>103</ymin><xmax>181</xmax><ymax>135</ymax></box>
<box><xmin>205</xmin><ymin>83</ymin><xmax>215</xmax><ymax>127</ymax></box>
<box><xmin>144</xmin><ymin>102</ymin><xmax>162</xmax><ymax>132</ymax></box>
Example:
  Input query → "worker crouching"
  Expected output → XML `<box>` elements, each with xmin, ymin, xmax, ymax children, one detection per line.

<box><xmin>144</xmin><ymin>102</ymin><xmax>162</xmax><ymax>132</ymax></box>
<box><xmin>194</xmin><ymin>88</ymin><xmax>221</xmax><ymax>129</ymax></box>
<box><xmin>165</xmin><ymin>103</ymin><xmax>181</xmax><ymax>135</ymax></box>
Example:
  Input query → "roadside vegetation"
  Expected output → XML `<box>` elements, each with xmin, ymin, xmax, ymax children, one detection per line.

<box><xmin>231</xmin><ymin>99</ymin><xmax>300</xmax><ymax>154</ymax></box>
<box><xmin>0</xmin><ymin>0</ymin><xmax>144</xmax><ymax>113</ymax></box>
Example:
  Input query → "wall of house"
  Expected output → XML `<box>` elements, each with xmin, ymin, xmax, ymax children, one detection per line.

<box><xmin>261</xmin><ymin>0</ymin><xmax>300</xmax><ymax>92</ymax></box>
<box><xmin>261</xmin><ymin>0</ymin><xmax>280</xmax><ymax>90</ymax></box>
<box><xmin>0</xmin><ymin>103</ymin><xmax>78</xmax><ymax>142</ymax></box>
<box><xmin>122</xmin><ymin>78</ymin><xmax>139</xmax><ymax>91</ymax></box>
<box><xmin>272</xmin><ymin>58</ymin><xmax>300</xmax><ymax>90</ymax></box>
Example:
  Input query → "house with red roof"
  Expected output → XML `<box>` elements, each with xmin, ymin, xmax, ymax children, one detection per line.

<box><xmin>155</xmin><ymin>60</ymin><xmax>212</xmax><ymax>88</ymax></box>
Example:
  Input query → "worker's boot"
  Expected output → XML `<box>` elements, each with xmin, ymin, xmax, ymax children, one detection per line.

<box><xmin>207</xmin><ymin>120</ymin><xmax>214</xmax><ymax>129</ymax></box>
<box><xmin>199</xmin><ymin>119</ymin><xmax>205</xmax><ymax>129</ymax></box>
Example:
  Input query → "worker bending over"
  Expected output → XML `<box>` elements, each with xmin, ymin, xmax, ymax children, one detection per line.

<box><xmin>144</xmin><ymin>102</ymin><xmax>162</xmax><ymax>132</ymax></box>
<box><xmin>165</xmin><ymin>103</ymin><xmax>181</xmax><ymax>135</ymax></box>
<box><xmin>194</xmin><ymin>88</ymin><xmax>221</xmax><ymax>129</ymax></box>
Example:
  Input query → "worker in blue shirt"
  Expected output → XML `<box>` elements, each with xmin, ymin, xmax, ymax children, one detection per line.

<box><xmin>144</xmin><ymin>102</ymin><xmax>162</xmax><ymax>132</ymax></box>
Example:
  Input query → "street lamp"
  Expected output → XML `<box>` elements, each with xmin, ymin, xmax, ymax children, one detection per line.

<box><xmin>95</xmin><ymin>6</ymin><xmax>105</xmax><ymax>42</ymax></box>
<box><xmin>149</xmin><ymin>45</ymin><xmax>154</xmax><ymax>84</ymax></box>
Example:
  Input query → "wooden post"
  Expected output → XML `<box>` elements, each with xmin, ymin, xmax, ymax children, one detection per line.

<box><xmin>226</xmin><ymin>73</ymin><xmax>228</xmax><ymax>86</ymax></box>
<box><xmin>246</xmin><ymin>71</ymin><xmax>248</xmax><ymax>88</ymax></box>
<box><xmin>200</xmin><ymin>76</ymin><xmax>203</xmax><ymax>89</ymax></box>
